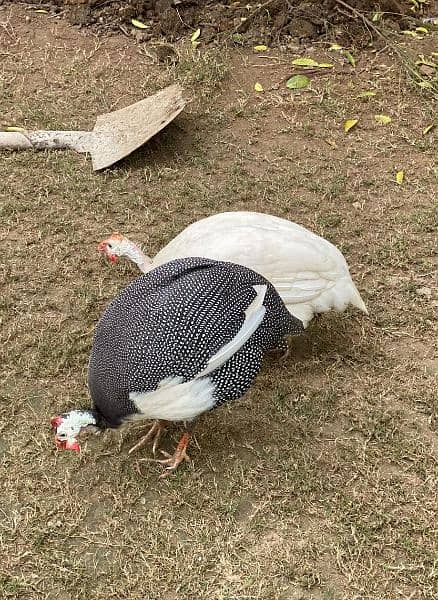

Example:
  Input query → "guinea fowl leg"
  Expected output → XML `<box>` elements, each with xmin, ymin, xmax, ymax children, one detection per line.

<box><xmin>128</xmin><ymin>419</ymin><xmax>168</xmax><ymax>455</ymax></box>
<box><xmin>140</xmin><ymin>431</ymin><xmax>191</xmax><ymax>477</ymax></box>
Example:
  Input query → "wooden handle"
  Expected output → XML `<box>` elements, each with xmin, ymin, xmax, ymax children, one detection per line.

<box><xmin>0</xmin><ymin>132</ymin><xmax>34</xmax><ymax>149</ymax></box>
<box><xmin>0</xmin><ymin>130</ymin><xmax>91</xmax><ymax>152</ymax></box>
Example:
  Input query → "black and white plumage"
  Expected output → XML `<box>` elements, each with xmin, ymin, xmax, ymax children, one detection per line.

<box><xmin>52</xmin><ymin>257</ymin><xmax>303</xmax><ymax>472</ymax></box>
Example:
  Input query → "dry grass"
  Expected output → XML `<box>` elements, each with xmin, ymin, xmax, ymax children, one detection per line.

<box><xmin>1</xmin><ymin>5</ymin><xmax>437</xmax><ymax>600</ymax></box>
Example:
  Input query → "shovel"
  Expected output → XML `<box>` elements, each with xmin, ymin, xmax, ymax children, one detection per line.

<box><xmin>0</xmin><ymin>84</ymin><xmax>186</xmax><ymax>171</ymax></box>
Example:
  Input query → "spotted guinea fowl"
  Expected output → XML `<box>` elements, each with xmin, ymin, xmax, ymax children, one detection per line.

<box><xmin>98</xmin><ymin>211</ymin><xmax>367</xmax><ymax>328</ymax></box>
<box><xmin>51</xmin><ymin>257</ymin><xmax>304</xmax><ymax>475</ymax></box>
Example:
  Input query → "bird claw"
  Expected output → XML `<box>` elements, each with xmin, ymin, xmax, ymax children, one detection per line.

<box><xmin>128</xmin><ymin>420</ymin><xmax>166</xmax><ymax>455</ymax></box>
<box><xmin>137</xmin><ymin>432</ymin><xmax>191</xmax><ymax>477</ymax></box>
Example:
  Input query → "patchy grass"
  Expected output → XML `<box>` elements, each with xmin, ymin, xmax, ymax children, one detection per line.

<box><xmin>0</xmin><ymin>5</ymin><xmax>437</xmax><ymax>600</ymax></box>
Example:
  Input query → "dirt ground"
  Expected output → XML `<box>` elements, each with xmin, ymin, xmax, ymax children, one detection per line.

<box><xmin>11</xmin><ymin>0</ymin><xmax>431</xmax><ymax>44</ymax></box>
<box><xmin>0</xmin><ymin>3</ymin><xmax>437</xmax><ymax>600</ymax></box>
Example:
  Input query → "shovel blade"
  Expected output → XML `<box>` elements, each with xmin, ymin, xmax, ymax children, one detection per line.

<box><xmin>91</xmin><ymin>84</ymin><xmax>186</xmax><ymax>171</ymax></box>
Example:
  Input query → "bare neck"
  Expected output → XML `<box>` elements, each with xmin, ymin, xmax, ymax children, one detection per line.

<box><xmin>123</xmin><ymin>239</ymin><xmax>153</xmax><ymax>273</ymax></box>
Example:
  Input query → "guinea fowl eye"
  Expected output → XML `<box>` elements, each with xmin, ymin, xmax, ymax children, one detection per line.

<box><xmin>107</xmin><ymin>243</ymin><xmax>113</xmax><ymax>249</ymax></box>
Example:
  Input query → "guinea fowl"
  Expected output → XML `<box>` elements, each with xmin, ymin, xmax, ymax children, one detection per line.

<box><xmin>98</xmin><ymin>211</ymin><xmax>367</xmax><ymax>328</ymax></box>
<box><xmin>51</xmin><ymin>258</ymin><xmax>304</xmax><ymax>475</ymax></box>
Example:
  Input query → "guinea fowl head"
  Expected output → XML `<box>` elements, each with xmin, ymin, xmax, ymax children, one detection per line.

<box><xmin>50</xmin><ymin>410</ymin><xmax>99</xmax><ymax>452</ymax></box>
<box><xmin>98</xmin><ymin>232</ymin><xmax>129</xmax><ymax>263</ymax></box>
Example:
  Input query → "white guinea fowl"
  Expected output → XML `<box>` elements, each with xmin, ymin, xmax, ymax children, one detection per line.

<box><xmin>98</xmin><ymin>211</ymin><xmax>367</xmax><ymax>327</ymax></box>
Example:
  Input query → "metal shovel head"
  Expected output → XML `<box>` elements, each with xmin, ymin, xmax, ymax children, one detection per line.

<box><xmin>90</xmin><ymin>84</ymin><xmax>186</xmax><ymax>171</ymax></box>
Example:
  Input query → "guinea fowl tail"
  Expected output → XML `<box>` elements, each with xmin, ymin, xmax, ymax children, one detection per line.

<box><xmin>349</xmin><ymin>281</ymin><xmax>368</xmax><ymax>315</ymax></box>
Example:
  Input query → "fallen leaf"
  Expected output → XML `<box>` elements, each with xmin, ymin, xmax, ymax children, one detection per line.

<box><xmin>191</xmin><ymin>28</ymin><xmax>201</xmax><ymax>42</ymax></box>
<box><xmin>325</xmin><ymin>138</ymin><xmax>338</xmax><ymax>148</ymax></box>
<box><xmin>292</xmin><ymin>57</ymin><xmax>320</xmax><ymax>67</ymax></box>
<box><xmin>317</xmin><ymin>63</ymin><xmax>334</xmax><ymax>68</ymax></box>
<box><xmin>254</xmin><ymin>82</ymin><xmax>264</xmax><ymax>92</ymax></box>
<box><xmin>358</xmin><ymin>91</ymin><xmax>377</xmax><ymax>98</ymax></box>
<box><xmin>344</xmin><ymin>119</ymin><xmax>358</xmax><ymax>132</ymax></box>
<box><xmin>422</xmin><ymin>124</ymin><xmax>434</xmax><ymax>135</ymax></box>
<box><xmin>131</xmin><ymin>18</ymin><xmax>148</xmax><ymax>29</ymax></box>
<box><xmin>372</xmin><ymin>12</ymin><xmax>382</xmax><ymax>21</ymax></box>
<box><xmin>6</xmin><ymin>126</ymin><xmax>25</xmax><ymax>132</ymax></box>
<box><xmin>402</xmin><ymin>30</ymin><xmax>418</xmax><ymax>36</ymax></box>
<box><xmin>418</xmin><ymin>81</ymin><xmax>433</xmax><ymax>89</ymax></box>
<box><xmin>286</xmin><ymin>75</ymin><xmax>310</xmax><ymax>89</ymax></box>
<box><xmin>254</xmin><ymin>45</ymin><xmax>268</xmax><ymax>51</ymax></box>
<box><xmin>329</xmin><ymin>44</ymin><xmax>343</xmax><ymax>51</ymax></box>
<box><xmin>375</xmin><ymin>114</ymin><xmax>392</xmax><ymax>125</ymax></box>
<box><xmin>34</xmin><ymin>9</ymin><xmax>49</xmax><ymax>13</ymax></box>
<box><xmin>344</xmin><ymin>51</ymin><xmax>356</xmax><ymax>67</ymax></box>
<box><xmin>395</xmin><ymin>170</ymin><xmax>404</xmax><ymax>185</ymax></box>
<box><xmin>415</xmin><ymin>27</ymin><xmax>429</xmax><ymax>34</ymax></box>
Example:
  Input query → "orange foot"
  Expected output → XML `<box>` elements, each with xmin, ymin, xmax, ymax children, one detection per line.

<box><xmin>140</xmin><ymin>431</ymin><xmax>191</xmax><ymax>478</ymax></box>
<box><xmin>128</xmin><ymin>419</ymin><xmax>168</xmax><ymax>455</ymax></box>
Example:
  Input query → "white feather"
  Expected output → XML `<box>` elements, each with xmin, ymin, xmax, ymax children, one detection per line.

<box><xmin>129</xmin><ymin>377</ymin><xmax>215</xmax><ymax>422</ymax></box>
<box><xmin>196</xmin><ymin>284</ymin><xmax>266</xmax><ymax>378</ymax></box>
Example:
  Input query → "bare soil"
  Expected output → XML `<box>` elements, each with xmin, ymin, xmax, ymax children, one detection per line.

<box><xmin>0</xmin><ymin>3</ymin><xmax>437</xmax><ymax>600</ymax></box>
<box><xmin>9</xmin><ymin>0</ymin><xmax>429</xmax><ymax>45</ymax></box>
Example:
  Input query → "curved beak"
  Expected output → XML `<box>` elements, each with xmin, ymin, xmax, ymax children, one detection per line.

<box><xmin>98</xmin><ymin>240</ymin><xmax>117</xmax><ymax>263</ymax></box>
<box><xmin>98</xmin><ymin>240</ymin><xmax>108</xmax><ymax>254</ymax></box>
<box><xmin>50</xmin><ymin>415</ymin><xmax>62</xmax><ymax>429</ymax></box>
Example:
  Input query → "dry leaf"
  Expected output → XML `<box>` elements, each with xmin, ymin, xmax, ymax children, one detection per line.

<box><xmin>292</xmin><ymin>57</ymin><xmax>332</xmax><ymax>69</ymax></box>
<box><xmin>131</xmin><ymin>18</ymin><xmax>148</xmax><ymax>29</ymax></box>
<box><xmin>292</xmin><ymin>57</ymin><xmax>319</xmax><ymax>67</ymax></box>
<box><xmin>402</xmin><ymin>30</ymin><xmax>418</xmax><ymax>36</ymax></box>
<box><xmin>422</xmin><ymin>124</ymin><xmax>434</xmax><ymax>135</ymax></box>
<box><xmin>254</xmin><ymin>82</ymin><xmax>264</xmax><ymax>92</ymax></box>
<box><xmin>6</xmin><ymin>126</ymin><xmax>25</xmax><ymax>132</ymax></box>
<box><xmin>286</xmin><ymin>75</ymin><xmax>310</xmax><ymax>89</ymax></box>
<box><xmin>375</xmin><ymin>114</ymin><xmax>392</xmax><ymax>125</ymax></box>
<box><xmin>191</xmin><ymin>28</ymin><xmax>201</xmax><ymax>42</ymax></box>
<box><xmin>34</xmin><ymin>9</ymin><xmax>49</xmax><ymax>13</ymax></box>
<box><xmin>372</xmin><ymin>12</ymin><xmax>382</xmax><ymax>21</ymax></box>
<box><xmin>415</xmin><ymin>27</ymin><xmax>429</xmax><ymax>34</ymax></box>
<box><xmin>395</xmin><ymin>170</ymin><xmax>404</xmax><ymax>185</ymax></box>
<box><xmin>329</xmin><ymin>44</ymin><xmax>343</xmax><ymax>51</ymax></box>
<box><xmin>358</xmin><ymin>91</ymin><xmax>377</xmax><ymax>98</ymax></box>
<box><xmin>344</xmin><ymin>119</ymin><xmax>358</xmax><ymax>132</ymax></box>
<box><xmin>254</xmin><ymin>45</ymin><xmax>268</xmax><ymax>51</ymax></box>
<box><xmin>344</xmin><ymin>51</ymin><xmax>356</xmax><ymax>67</ymax></box>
